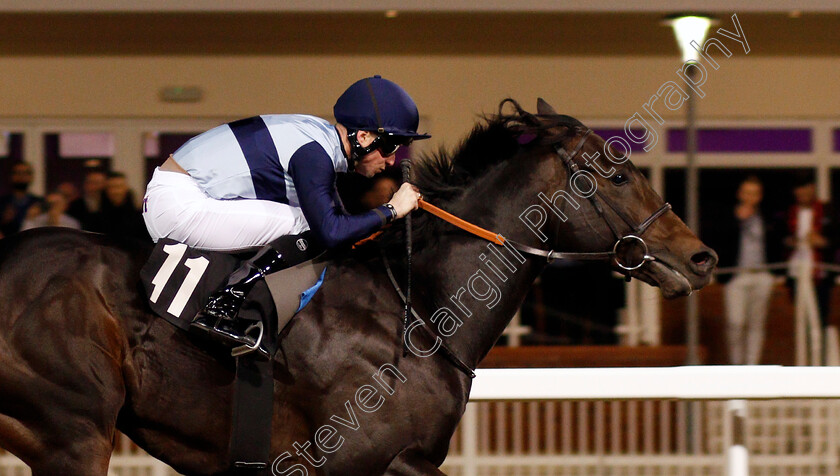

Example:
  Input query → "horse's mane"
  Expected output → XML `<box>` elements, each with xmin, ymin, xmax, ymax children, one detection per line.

<box><xmin>412</xmin><ymin>98</ymin><xmax>583</xmax><ymax>204</ymax></box>
<box><xmin>348</xmin><ymin>99</ymin><xmax>584</xmax><ymax>260</ymax></box>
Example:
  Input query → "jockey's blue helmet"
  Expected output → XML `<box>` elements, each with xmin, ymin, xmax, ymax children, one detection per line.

<box><xmin>334</xmin><ymin>76</ymin><xmax>431</xmax><ymax>140</ymax></box>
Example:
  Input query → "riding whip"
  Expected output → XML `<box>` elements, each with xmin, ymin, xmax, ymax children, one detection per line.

<box><xmin>401</xmin><ymin>159</ymin><xmax>413</xmax><ymax>357</ymax></box>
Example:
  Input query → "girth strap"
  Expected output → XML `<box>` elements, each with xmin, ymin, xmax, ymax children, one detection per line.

<box><xmin>229</xmin><ymin>356</ymin><xmax>274</xmax><ymax>474</ymax></box>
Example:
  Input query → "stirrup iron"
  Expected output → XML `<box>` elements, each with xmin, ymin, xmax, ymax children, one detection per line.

<box><xmin>231</xmin><ymin>321</ymin><xmax>266</xmax><ymax>358</ymax></box>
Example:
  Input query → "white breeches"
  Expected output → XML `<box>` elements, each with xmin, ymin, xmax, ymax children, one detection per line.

<box><xmin>724</xmin><ymin>271</ymin><xmax>775</xmax><ymax>365</ymax></box>
<box><xmin>142</xmin><ymin>168</ymin><xmax>309</xmax><ymax>252</ymax></box>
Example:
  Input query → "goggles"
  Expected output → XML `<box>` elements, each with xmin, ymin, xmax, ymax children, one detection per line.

<box><xmin>348</xmin><ymin>130</ymin><xmax>412</xmax><ymax>161</ymax></box>
<box><xmin>374</xmin><ymin>134</ymin><xmax>412</xmax><ymax>156</ymax></box>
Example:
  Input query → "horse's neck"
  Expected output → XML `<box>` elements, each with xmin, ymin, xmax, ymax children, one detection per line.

<box><xmin>415</xmin><ymin>164</ymin><xmax>549</xmax><ymax>369</ymax></box>
<box><xmin>417</xmin><ymin>237</ymin><xmax>543</xmax><ymax>368</ymax></box>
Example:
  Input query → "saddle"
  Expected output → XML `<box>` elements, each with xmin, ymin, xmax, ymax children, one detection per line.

<box><xmin>139</xmin><ymin>235</ymin><xmax>327</xmax><ymax>474</ymax></box>
<box><xmin>139</xmin><ymin>236</ymin><xmax>327</xmax><ymax>352</ymax></box>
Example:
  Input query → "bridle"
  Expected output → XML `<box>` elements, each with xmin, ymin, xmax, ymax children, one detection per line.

<box><xmin>514</xmin><ymin>128</ymin><xmax>672</xmax><ymax>274</ymax></box>
<box><xmin>417</xmin><ymin>128</ymin><xmax>673</xmax><ymax>277</ymax></box>
<box><xmin>381</xmin><ymin>126</ymin><xmax>683</xmax><ymax>378</ymax></box>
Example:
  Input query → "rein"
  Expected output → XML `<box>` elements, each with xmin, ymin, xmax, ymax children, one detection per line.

<box><xmin>419</xmin><ymin>199</ymin><xmax>634</xmax><ymax>264</ymax></box>
<box><xmin>413</xmin><ymin>132</ymin><xmax>672</xmax><ymax>272</ymax></box>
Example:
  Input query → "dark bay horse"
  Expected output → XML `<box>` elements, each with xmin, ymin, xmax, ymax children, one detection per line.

<box><xmin>0</xmin><ymin>99</ymin><xmax>716</xmax><ymax>476</ymax></box>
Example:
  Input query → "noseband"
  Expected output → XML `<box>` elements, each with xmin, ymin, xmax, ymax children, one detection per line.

<box><xmin>492</xmin><ymin>128</ymin><xmax>669</xmax><ymax>275</ymax></box>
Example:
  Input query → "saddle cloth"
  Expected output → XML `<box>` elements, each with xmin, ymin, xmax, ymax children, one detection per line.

<box><xmin>139</xmin><ymin>238</ymin><xmax>327</xmax><ymax>337</ymax></box>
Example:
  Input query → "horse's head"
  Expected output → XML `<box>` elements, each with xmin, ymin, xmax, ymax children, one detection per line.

<box><xmin>514</xmin><ymin>98</ymin><xmax>717</xmax><ymax>298</ymax></box>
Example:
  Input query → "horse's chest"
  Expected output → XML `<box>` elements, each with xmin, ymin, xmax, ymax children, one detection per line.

<box><xmin>284</xmin><ymin>363</ymin><xmax>465</xmax><ymax>475</ymax></box>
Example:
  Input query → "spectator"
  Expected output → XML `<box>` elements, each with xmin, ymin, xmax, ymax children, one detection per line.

<box><xmin>101</xmin><ymin>171</ymin><xmax>150</xmax><ymax>241</ymax></box>
<box><xmin>56</xmin><ymin>181</ymin><xmax>80</xmax><ymax>204</ymax></box>
<box><xmin>0</xmin><ymin>162</ymin><xmax>43</xmax><ymax>236</ymax></box>
<box><xmin>710</xmin><ymin>176</ymin><xmax>780</xmax><ymax>365</ymax></box>
<box><xmin>20</xmin><ymin>191</ymin><xmax>81</xmax><ymax>231</ymax></box>
<box><xmin>784</xmin><ymin>175</ymin><xmax>834</xmax><ymax>328</ymax></box>
<box><xmin>67</xmin><ymin>170</ymin><xmax>108</xmax><ymax>233</ymax></box>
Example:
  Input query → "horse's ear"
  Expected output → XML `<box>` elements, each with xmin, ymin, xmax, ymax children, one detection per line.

<box><xmin>536</xmin><ymin>98</ymin><xmax>557</xmax><ymax>116</ymax></box>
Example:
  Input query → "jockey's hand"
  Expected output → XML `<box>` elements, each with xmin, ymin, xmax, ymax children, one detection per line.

<box><xmin>389</xmin><ymin>183</ymin><xmax>422</xmax><ymax>219</ymax></box>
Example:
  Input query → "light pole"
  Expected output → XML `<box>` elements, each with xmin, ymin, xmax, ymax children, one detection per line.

<box><xmin>666</xmin><ymin>14</ymin><xmax>714</xmax><ymax>367</ymax></box>
<box><xmin>666</xmin><ymin>13</ymin><xmax>714</xmax><ymax>456</ymax></box>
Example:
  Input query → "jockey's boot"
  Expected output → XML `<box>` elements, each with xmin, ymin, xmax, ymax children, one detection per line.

<box><xmin>191</xmin><ymin>245</ymin><xmax>288</xmax><ymax>359</ymax></box>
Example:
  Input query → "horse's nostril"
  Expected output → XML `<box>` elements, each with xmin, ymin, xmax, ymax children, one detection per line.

<box><xmin>691</xmin><ymin>251</ymin><xmax>716</xmax><ymax>270</ymax></box>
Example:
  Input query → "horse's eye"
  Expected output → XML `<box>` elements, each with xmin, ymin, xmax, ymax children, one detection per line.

<box><xmin>611</xmin><ymin>173</ymin><xmax>629</xmax><ymax>186</ymax></box>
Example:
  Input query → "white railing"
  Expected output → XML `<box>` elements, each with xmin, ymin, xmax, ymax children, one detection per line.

<box><xmin>441</xmin><ymin>367</ymin><xmax>840</xmax><ymax>476</ymax></box>
<box><xmin>469</xmin><ymin>367</ymin><xmax>840</xmax><ymax>400</ymax></box>
<box><xmin>5</xmin><ymin>368</ymin><xmax>840</xmax><ymax>476</ymax></box>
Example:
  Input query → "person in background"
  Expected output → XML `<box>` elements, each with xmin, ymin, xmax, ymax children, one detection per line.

<box><xmin>101</xmin><ymin>171</ymin><xmax>150</xmax><ymax>241</ymax></box>
<box><xmin>56</xmin><ymin>181</ymin><xmax>80</xmax><ymax>205</ymax></box>
<box><xmin>784</xmin><ymin>175</ymin><xmax>835</xmax><ymax>329</ymax></box>
<box><xmin>67</xmin><ymin>170</ymin><xmax>108</xmax><ymax>233</ymax></box>
<box><xmin>20</xmin><ymin>190</ymin><xmax>81</xmax><ymax>231</ymax></box>
<box><xmin>0</xmin><ymin>162</ymin><xmax>43</xmax><ymax>237</ymax></box>
<box><xmin>710</xmin><ymin>176</ymin><xmax>780</xmax><ymax>365</ymax></box>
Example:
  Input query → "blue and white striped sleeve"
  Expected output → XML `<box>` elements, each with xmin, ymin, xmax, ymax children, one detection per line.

<box><xmin>289</xmin><ymin>142</ymin><xmax>391</xmax><ymax>248</ymax></box>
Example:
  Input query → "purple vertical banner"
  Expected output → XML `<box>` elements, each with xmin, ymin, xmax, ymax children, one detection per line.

<box><xmin>834</xmin><ymin>129</ymin><xmax>840</xmax><ymax>152</ymax></box>
<box><xmin>592</xmin><ymin>129</ymin><xmax>648</xmax><ymax>154</ymax></box>
<box><xmin>668</xmin><ymin>128</ymin><xmax>813</xmax><ymax>153</ymax></box>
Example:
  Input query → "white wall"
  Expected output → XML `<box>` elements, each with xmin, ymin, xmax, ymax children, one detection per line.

<box><xmin>0</xmin><ymin>54</ymin><xmax>836</xmax><ymax>151</ymax></box>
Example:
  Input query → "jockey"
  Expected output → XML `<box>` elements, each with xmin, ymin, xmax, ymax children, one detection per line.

<box><xmin>142</xmin><ymin>75</ymin><xmax>428</xmax><ymax>354</ymax></box>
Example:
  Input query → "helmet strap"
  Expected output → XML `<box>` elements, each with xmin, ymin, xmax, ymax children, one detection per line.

<box><xmin>347</xmin><ymin>129</ymin><xmax>381</xmax><ymax>171</ymax></box>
